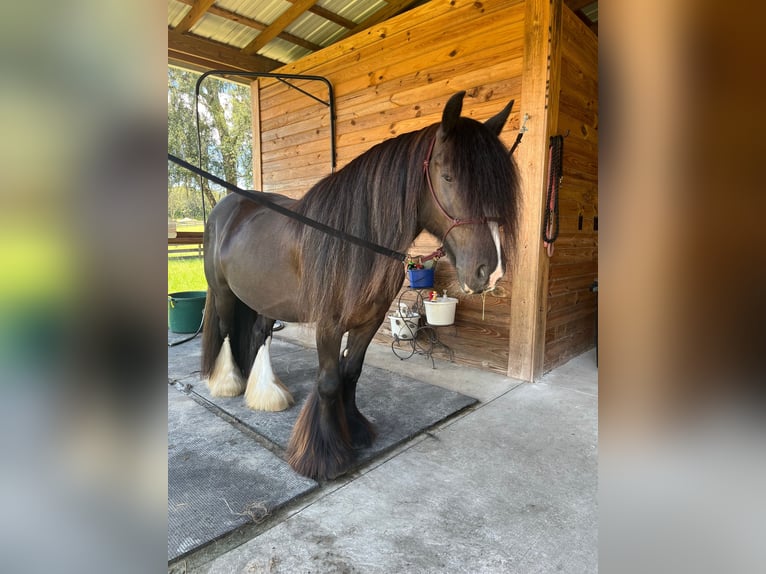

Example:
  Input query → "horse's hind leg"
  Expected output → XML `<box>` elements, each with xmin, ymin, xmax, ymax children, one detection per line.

<box><xmin>339</xmin><ymin>318</ymin><xmax>382</xmax><ymax>449</ymax></box>
<box><xmin>287</xmin><ymin>325</ymin><xmax>352</xmax><ymax>480</ymax></box>
<box><xmin>206</xmin><ymin>287</ymin><xmax>246</xmax><ymax>397</ymax></box>
<box><xmin>244</xmin><ymin>315</ymin><xmax>294</xmax><ymax>411</ymax></box>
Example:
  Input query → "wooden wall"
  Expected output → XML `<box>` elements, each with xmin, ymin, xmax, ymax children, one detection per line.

<box><xmin>253</xmin><ymin>0</ymin><xmax>527</xmax><ymax>374</ymax></box>
<box><xmin>543</xmin><ymin>7</ymin><xmax>599</xmax><ymax>370</ymax></box>
<box><xmin>251</xmin><ymin>0</ymin><xmax>598</xmax><ymax>376</ymax></box>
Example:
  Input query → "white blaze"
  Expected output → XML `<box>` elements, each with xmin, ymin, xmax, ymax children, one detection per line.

<box><xmin>488</xmin><ymin>221</ymin><xmax>504</xmax><ymax>289</ymax></box>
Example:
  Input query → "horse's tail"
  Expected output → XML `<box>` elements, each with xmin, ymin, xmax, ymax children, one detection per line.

<box><xmin>201</xmin><ymin>287</ymin><xmax>222</xmax><ymax>377</ymax></box>
<box><xmin>201</xmin><ymin>288</ymin><xmax>259</xmax><ymax>378</ymax></box>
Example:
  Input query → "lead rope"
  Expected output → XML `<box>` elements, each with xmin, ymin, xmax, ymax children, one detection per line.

<box><xmin>542</xmin><ymin>134</ymin><xmax>563</xmax><ymax>257</ymax></box>
<box><xmin>509</xmin><ymin>113</ymin><xmax>529</xmax><ymax>156</ymax></box>
<box><xmin>169</xmin><ymin>153</ymin><xmax>408</xmax><ymax>262</ymax></box>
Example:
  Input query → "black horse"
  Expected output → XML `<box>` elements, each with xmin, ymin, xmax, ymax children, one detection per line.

<box><xmin>201</xmin><ymin>91</ymin><xmax>520</xmax><ymax>480</ymax></box>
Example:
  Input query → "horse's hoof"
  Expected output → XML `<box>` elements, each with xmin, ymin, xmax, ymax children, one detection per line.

<box><xmin>287</xmin><ymin>390</ymin><xmax>355</xmax><ymax>480</ymax></box>
<box><xmin>288</xmin><ymin>451</ymin><xmax>352</xmax><ymax>481</ymax></box>
<box><xmin>349</xmin><ymin>427</ymin><xmax>376</xmax><ymax>449</ymax></box>
<box><xmin>348</xmin><ymin>412</ymin><xmax>377</xmax><ymax>449</ymax></box>
<box><xmin>350</xmin><ymin>438</ymin><xmax>370</xmax><ymax>449</ymax></box>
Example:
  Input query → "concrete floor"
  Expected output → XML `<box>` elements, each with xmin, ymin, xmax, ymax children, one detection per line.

<box><xmin>174</xmin><ymin>325</ymin><xmax>597</xmax><ymax>573</ymax></box>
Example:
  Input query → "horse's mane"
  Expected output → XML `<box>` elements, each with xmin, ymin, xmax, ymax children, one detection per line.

<box><xmin>445</xmin><ymin>117</ymin><xmax>520</xmax><ymax>240</ymax></box>
<box><xmin>292</xmin><ymin>126</ymin><xmax>434</xmax><ymax>326</ymax></box>
<box><xmin>293</xmin><ymin>118</ymin><xmax>519</xmax><ymax>327</ymax></box>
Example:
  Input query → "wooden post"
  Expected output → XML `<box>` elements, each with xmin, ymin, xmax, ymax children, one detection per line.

<box><xmin>507</xmin><ymin>0</ymin><xmax>563</xmax><ymax>381</ymax></box>
<box><xmin>251</xmin><ymin>79</ymin><xmax>263</xmax><ymax>190</ymax></box>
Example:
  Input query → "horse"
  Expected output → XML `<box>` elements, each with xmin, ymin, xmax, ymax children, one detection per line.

<box><xmin>201</xmin><ymin>91</ymin><xmax>520</xmax><ymax>480</ymax></box>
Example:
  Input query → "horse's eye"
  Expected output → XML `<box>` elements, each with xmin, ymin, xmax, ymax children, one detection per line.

<box><xmin>441</xmin><ymin>174</ymin><xmax>453</xmax><ymax>182</ymax></box>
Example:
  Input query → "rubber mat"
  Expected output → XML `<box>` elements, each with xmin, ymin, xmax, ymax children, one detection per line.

<box><xmin>189</xmin><ymin>342</ymin><xmax>477</xmax><ymax>460</ymax></box>
<box><xmin>167</xmin><ymin>385</ymin><xmax>317</xmax><ymax>561</ymax></box>
<box><xmin>168</xmin><ymin>334</ymin><xmax>476</xmax><ymax>561</ymax></box>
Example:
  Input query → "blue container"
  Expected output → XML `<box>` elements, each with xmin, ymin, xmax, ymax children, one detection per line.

<box><xmin>408</xmin><ymin>268</ymin><xmax>434</xmax><ymax>288</ymax></box>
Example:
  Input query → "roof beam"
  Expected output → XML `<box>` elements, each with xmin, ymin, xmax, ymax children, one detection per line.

<box><xmin>306</xmin><ymin>4</ymin><xmax>356</xmax><ymax>29</ymax></box>
<box><xmin>168</xmin><ymin>51</ymin><xmax>252</xmax><ymax>83</ymax></box>
<box><xmin>174</xmin><ymin>0</ymin><xmax>322</xmax><ymax>52</ymax></box>
<box><xmin>242</xmin><ymin>0</ymin><xmax>319</xmax><ymax>56</ymax></box>
<box><xmin>173</xmin><ymin>0</ymin><xmax>216</xmax><ymax>34</ymax></box>
<box><xmin>168</xmin><ymin>31</ymin><xmax>283</xmax><ymax>72</ymax></box>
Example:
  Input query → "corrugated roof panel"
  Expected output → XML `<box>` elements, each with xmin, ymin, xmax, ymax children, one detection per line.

<box><xmin>168</xmin><ymin>0</ymin><xmax>190</xmax><ymax>28</ymax></box>
<box><xmin>191</xmin><ymin>13</ymin><xmax>258</xmax><ymax>49</ymax></box>
<box><xmin>318</xmin><ymin>26</ymin><xmax>350</xmax><ymax>48</ymax></box>
<box><xmin>285</xmin><ymin>11</ymin><xmax>344</xmax><ymax>45</ymax></box>
<box><xmin>215</xmin><ymin>0</ymin><xmax>250</xmax><ymax>13</ymax></box>
<box><xmin>169</xmin><ymin>0</ymin><xmax>408</xmax><ymax>69</ymax></box>
<box><xmin>258</xmin><ymin>36</ymin><xmax>312</xmax><ymax>64</ymax></box>
<box><xmin>217</xmin><ymin>0</ymin><xmax>292</xmax><ymax>26</ymax></box>
<box><xmin>317</xmin><ymin>0</ymin><xmax>387</xmax><ymax>24</ymax></box>
<box><xmin>582</xmin><ymin>2</ymin><xmax>598</xmax><ymax>21</ymax></box>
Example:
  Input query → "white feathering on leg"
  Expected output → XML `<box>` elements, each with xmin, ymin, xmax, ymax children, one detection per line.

<box><xmin>207</xmin><ymin>336</ymin><xmax>246</xmax><ymax>397</ymax></box>
<box><xmin>245</xmin><ymin>336</ymin><xmax>294</xmax><ymax>411</ymax></box>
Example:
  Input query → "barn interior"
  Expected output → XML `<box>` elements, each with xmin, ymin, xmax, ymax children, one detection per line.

<box><xmin>167</xmin><ymin>1</ymin><xmax>598</xmax><ymax>571</ymax></box>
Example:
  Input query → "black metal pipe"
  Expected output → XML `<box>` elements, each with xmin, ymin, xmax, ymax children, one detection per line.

<box><xmin>193</xmin><ymin>70</ymin><xmax>337</xmax><ymax>173</ymax></box>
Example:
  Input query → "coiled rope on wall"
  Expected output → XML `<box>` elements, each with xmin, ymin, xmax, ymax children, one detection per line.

<box><xmin>542</xmin><ymin>134</ymin><xmax>564</xmax><ymax>257</ymax></box>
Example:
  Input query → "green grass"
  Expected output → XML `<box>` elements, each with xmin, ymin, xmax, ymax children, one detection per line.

<box><xmin>168</xmin><ymin>221</ymin><xmax>207</xmax><ymax>293</ymax></box>
<box><xmin>168</xmin><ymin>256</ymin><xmax>207</xmax><ymax>294</ymax></box>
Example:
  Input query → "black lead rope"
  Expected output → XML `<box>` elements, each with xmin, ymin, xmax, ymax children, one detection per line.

<box><xmin>168</xmin><ymin>153</ymin><xmax>408</xmax><ymax>262</ymax></box>
<box><xmin>542</xmin><ymin>134</ymin><xmax>564</xmax><ymax>247</ymax></box>
<box><xmin>509</xmin><ymin>130</ymin><xmax>524</xmax><ymax>156</ymax></box>
<box><xmin>509</xmin><ymin>112</ymin><xmax>529</xmax><ymax>156</ymax></box>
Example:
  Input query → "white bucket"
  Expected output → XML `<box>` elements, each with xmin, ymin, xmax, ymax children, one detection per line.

<box><xmin>389</xmin><ymin>313</ymin><xmax>420</xmax><ymax>339</ymax></box>
<box><xmin>423</xmin><ymin>297</ymin><xmax>458</xmax><ymax>325</ymax></box>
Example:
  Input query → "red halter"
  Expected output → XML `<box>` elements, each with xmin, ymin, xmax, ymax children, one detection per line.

<box><xmin>420</xmin><ymin>136</ymin><xmax>494</xmax><ymax>261</ymax></box>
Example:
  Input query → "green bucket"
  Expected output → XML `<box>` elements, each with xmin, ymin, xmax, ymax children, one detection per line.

<box><xmin>168</xmin><ymin>291</ymin><xmax>206</xmax><ymax>334</ymax></box>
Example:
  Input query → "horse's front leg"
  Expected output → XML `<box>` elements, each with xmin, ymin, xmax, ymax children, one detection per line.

<box><xmin>340</xmin><ymin>316</ymin><xmax>385</xmax><ymax>449</ymax></box>
<box><xmin>287</xmin><ymin>325</ymin><xmax>352</xmax><ymax>480</ymax></box>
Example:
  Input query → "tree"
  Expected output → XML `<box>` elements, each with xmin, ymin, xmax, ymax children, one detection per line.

<box><xmin>168</xmin><ymin>67</ymin><xmax>253</xmax><ymax>216</ymax></box>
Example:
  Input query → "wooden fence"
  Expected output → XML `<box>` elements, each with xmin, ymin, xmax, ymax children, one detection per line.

<box><xmin>168</xmin><ymin>231</ymin><xmax>204</xmax><ymax>258</ymax></box>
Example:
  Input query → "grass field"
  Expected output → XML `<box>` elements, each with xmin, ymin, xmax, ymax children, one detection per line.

<box><xmin>168</xmin><ymin>256</ymin><xmax>207</xmax><ymax>294</ymax></box>
<box><xmin>168</xmin><ymin>220</ymin><xmax>207</xmax><ymax>293</ymax></box>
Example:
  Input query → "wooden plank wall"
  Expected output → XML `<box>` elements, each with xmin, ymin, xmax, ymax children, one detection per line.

<box><xmin>254</xmin><ymin>0</ymin><xmax>527</xmax><ymax>374</ymax></box>
<box><xmin>543</xmin><ymin>7</ymin><xmax>599</xmax><ymax>370</ymax></box>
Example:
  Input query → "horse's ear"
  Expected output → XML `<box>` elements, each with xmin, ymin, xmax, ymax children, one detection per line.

<box><xmin>484</xmin><ymin>99</ymin><xmax>515</xmax><ymax>136</ymax></box>
<box><xmin>440</xmin><ymin>91</ymin><xmax>466</xmax><ymax>138</ymax></box>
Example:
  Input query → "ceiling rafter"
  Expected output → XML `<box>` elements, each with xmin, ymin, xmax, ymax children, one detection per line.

<box><xmin>242</xmin><ymin>0</ymin><xmax>320</xmax><ymax>56</ymax></box>
<box><xmin>174</xmin><ymin>0</ymin><xmax>322</xmax><ymax>53</ymax></box>
<box><xmin>168</xmin><ymin>49</ymin><xmax>247</xmax><ymax>79</ymax></box>
<box><xmin>173</xmin><ymin>0</ymin><xmax>217</xmax><ymax>34</ymax></box>
<box><xmin>304</xmin><ymin>4</ymin><xmax>356</xmax><ymax>30</ymax></box>
<box><xmin>168</xmin><ymin>30</ymin><xmax>282</xmax><ymax>72</ymax></box>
